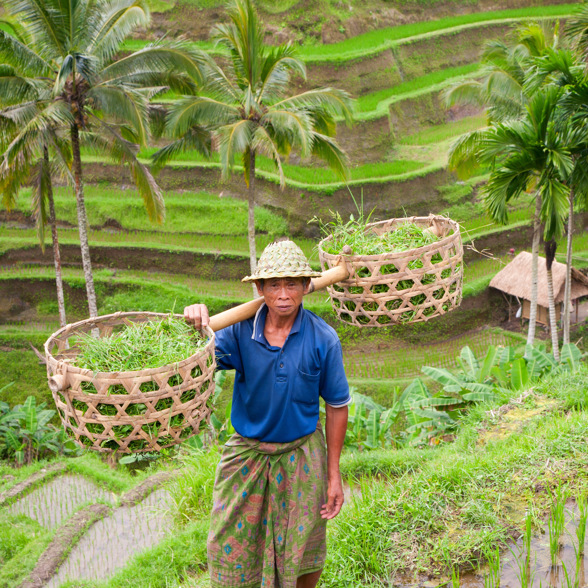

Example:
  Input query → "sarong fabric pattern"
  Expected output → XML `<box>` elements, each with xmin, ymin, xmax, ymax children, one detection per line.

<box><xmin>207</xmin><ymin>424</ymin><xmax>327</xmax><ymax>587</ymax></box>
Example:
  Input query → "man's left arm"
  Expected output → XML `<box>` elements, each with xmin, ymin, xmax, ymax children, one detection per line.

<box><xmin>320</xmin><ymin>404</ymin><xmax>348</xmax><ymax>520</ymax></box>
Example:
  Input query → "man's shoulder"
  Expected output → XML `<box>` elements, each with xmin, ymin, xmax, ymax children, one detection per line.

<box><xmin>303</xmin><ymin>308</ymin><xmax>340</xmax><ymax>347</ymax></box>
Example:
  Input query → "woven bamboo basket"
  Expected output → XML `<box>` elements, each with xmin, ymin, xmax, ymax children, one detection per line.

<box><xmin>44</xmin><ymin>311</ymin><xmax>216</xmax><ymax>453</ymax></box>
<box><xmin>318</xmin><ymin>215</ymin><xmax>463</xmax><ymax>327</ymax></box>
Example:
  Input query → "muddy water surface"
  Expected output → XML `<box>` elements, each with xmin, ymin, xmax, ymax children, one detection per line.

<box><xmin>398</xmin><ymin>502</ymin><xmax>588</xmax><ymax>588</ymax></box>
<box><xmin>46</xmin><ymin>488</ymin><xmax>172</xmax><ymax>587</ymax></box>
<box><xmin>8</xmin><ymin>474</ymin><xmax>113</xmax><ymax>529</ymax></box>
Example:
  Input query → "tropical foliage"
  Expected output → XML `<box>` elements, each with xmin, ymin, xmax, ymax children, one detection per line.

<box><xmin>0</xmin><ymin>0</ymin><xmax>203</xmax><ymax>316</ymax></box>
<box><xmin>153</xmin><ymin>0</ymin><xmax>352</xmax><ymax>278</ymax></box>
<box><xmin>0</xmin><ymin>392</ymin><xmax>77</xmax><ymax>465</ymax></box>
<box><xmin>448</xmin><ymin>16</ymin><xmax>588</xmax><ymax>356</ymax></box>
<box><xmin>343</xmin><ymin>343</ymin><xmax>584</xmax><ymax>449</ymax></box>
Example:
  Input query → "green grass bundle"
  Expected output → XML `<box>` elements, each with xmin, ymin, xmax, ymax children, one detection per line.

<box><xmin>72</xmin><ymin>314</ymin><xmax>206</xmax><ymax>374</ymax></box>
<box><xmin>317</xmin><ymin>210</ymin><xmax>441</xmax><ymax>257</ymax></box>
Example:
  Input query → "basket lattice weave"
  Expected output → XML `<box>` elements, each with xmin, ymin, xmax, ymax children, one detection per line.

<box><xmin>44</xmin><ymin>312</ymin><xmax>216</xmax><ymax>453</ymax></box>
<box><xmin>318</xmin><ymin>216</ymin><xmax>463</xmax><ymax>327</ymax></box>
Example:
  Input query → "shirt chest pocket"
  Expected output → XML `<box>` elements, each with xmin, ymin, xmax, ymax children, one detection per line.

<box><xmin>293</xmin><ymin>368</ymin><xmax>320</xmax><ymax>405</ymax></box>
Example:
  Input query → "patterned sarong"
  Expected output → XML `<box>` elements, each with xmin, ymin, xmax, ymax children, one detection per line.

<box><xmin>207</xmin><ymin>424</ymin><xmax>328</xmax><ymax>588</ymax></box>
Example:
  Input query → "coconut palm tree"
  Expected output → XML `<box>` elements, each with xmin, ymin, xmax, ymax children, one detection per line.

<box><xmin>0</xmin><ymin>0</ymin><xmax>204</xmax><ymax>317</ymax></box>
<box><xmin>152</xmin><ymin>0</ymin><xmax>352</xmax><ymax>287</ymax></box>
<box><xmin>0</xmin><ymin>21</ymin><xmax>72</xmax><ymax>327</ymax></box>
<box><xmin>448</xmin><ymin>86</ymin><xmax>572</xmax><ymax>357</ymax></box>
<box><xmin>443</xmin><ymin>22</ymin><xmax>559</xmax><ymax>123</ymax></box>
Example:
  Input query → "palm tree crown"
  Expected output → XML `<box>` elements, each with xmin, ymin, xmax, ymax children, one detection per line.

<box><xmin>154</xmin><ymin>0</ymin><xmax>353</xmax><ymax>276</ymax></box>
<box><xmin>0</xmin><ymin>0</ymin><xmax>204</xmax><ymax>316</ymax></box>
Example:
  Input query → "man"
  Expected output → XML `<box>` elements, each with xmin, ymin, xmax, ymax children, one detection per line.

<box><xmin>184</xmin><ymin>240</ymin><xmax>350</xmax><ymax>588</ymax></box>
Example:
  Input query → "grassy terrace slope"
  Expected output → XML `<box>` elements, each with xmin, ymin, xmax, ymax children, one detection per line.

<box><xmin>124</xmin><ymin>5</ymin><xmax>577</xmax><ymax>63</ymax></box>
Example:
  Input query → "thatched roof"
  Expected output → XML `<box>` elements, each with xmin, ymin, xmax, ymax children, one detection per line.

<box><xmin>489</xmin><ymin>251</ymin><xmax>588</xmax><ymax>307</ymax></box>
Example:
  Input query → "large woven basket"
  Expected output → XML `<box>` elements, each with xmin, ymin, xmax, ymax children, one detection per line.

<box><xmin>318</xmin><ymin>215</ymin><xmax>463</xmax><ymax>327</ymax></box>
<box><xmin>44</xmin><ymin>311</ymin><xmax>216</xmax><ymax>453</ymax></box>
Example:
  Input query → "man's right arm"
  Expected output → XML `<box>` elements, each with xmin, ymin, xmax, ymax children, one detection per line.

<box><xmin>185</xmin><ymin>304</ymin><xmax>241</xmax><ymax>373</ymax></box>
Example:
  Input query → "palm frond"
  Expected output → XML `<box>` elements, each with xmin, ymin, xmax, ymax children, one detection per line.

<box><xmin>310</xmin><ymin>132</ymin><xmax>350</xmax><ymax>181</ymax></box>
<box><xmin>539</xmin><ymin>175</ymin><xmax>569</xmax><ymax>240</ymax></box>
<box><xmin>261</xmin><ymin>109</ymin><xmax>313</xmax><ymax>156</ymax></box>
<box><xmin>88</xmin><ymin>117</ymin><xmax>165</xmax><ymax>222</ymax></box>
<box><xmin>87</xmin><ymin>0</ymin><xmax>150</xmax><ymax>64</ymax></box>
<box><xmin>442</xmin><ymin>80</ymin><xmax>484</xmax><ymax>109</ymax></box>
<box><xmin>0</xmin><ymin>30</ymin><xmax>53</xmax><ymax>76</ymax></box>
<box><xmin>215</xmin><ymin>118</ymin><xmax>256</xmax><ymax>180</ymax></box>
<box><xmin>151</xmin><ymin>126</ymin><xmax>212</xmax><ymax>173</ymax></box>
<box><xmin>273</xmin><ymin>88</ymin><xmax>353</xmax><ymax>126</ymax></box>
<box><xmin>88</xmin><ymin>85</ymin><xmax>151</xmax><ymax>144</ymax></box>
<box><xmin>251</xmin><ymin>126</ymin><xmax>284</xmax><ymax>187</ymax></box>
<box><xmin>258</xmin><ymin>43</ymin><xmax>306</xmax><ymax>103</ymax></box>
<box><xmin>0</xmin><ymin>69</ymin><xmax>42</xmax><ymax>107</ymax></box>
<box><xmin>212</xmin><ymin>0</ymin><xmax>264</xmax><ymax>90</ymax></box>
<box><xmin>447</xmin><ymin>128</ymin><xmax>490</xmax><ymax>177</ymax></box>
<box><xmin>566</xmin><ymin>3</ymin><xmax>588</xmax><ymax>61</ymax></box>
<box><xmin>164</xmin><ymin>95</ymin><xmax>239</xmax><ymax>138</ymax></box>
<box><xmin>99</xmin><ymin>43</ymin><xmax>207</xmax><ymax>88</ymax></box>
<box><xmin>483</xmin><ymin>166</ymin><xmax>532</xmax><ymax>224</ymax></box>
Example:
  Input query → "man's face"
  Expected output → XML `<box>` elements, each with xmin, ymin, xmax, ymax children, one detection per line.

<box><xmin>256</xmin><ymin>277</ymin><xmax>310</xmax><ymax>319</ymax></box>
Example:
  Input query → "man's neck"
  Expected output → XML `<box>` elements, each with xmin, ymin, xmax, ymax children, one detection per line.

<box><xmin>264</xmin><ymin>305</ymin><xmax>300</xmax><ymax>347</ymax></box>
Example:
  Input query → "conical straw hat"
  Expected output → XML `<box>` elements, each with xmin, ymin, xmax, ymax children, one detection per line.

<box><xmin>242</xmin><ymin>240</ymin><xmax>321</xmax><ymax>282</ymax></box>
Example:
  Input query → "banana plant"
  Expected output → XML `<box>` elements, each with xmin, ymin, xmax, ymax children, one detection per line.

<box><xmin>0</xmin><ymin>395</ymin><xmax>76</xmax><ymax>465</ymax></box>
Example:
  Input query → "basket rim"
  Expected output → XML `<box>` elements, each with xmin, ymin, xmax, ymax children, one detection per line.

<box><xmin>44</xmin><ymin>311</ymin><xmax>215</xmax><ymax>379</ymax></box>
<box><xmin>318</xmin><ymin>215</ymin><xmax>461</xmax><ymax>261</ymax></box>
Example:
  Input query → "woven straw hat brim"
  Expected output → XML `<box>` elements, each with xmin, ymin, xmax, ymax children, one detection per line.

<box><xmin>242</xmin><ymin>269</ymin><xmax>321</xmax><ymax>282</ymax></box>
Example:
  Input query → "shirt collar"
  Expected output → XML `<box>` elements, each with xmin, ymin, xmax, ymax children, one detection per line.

<box><xmin>251</xmin><ymin>302</ymin><xmax>305</xmax><ymax>343</ymax></box>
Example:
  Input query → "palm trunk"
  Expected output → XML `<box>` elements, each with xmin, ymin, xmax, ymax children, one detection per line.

<box><xmin>248</xmin><ymin>149</ymin><xmax>257</xmax><ymax>298</ymax></box>
<box><xmin>71</xmin><ymin>123</ymin><xmax>98</xmax><ymax>318</ymax></box>
<box><xmin>545</xmin><ymin>240</ymin><xmax>560</xmax><ymax>362</ymax></box>
<box><xmin>527</xmin><ymin>195</ymin><xmax>541</xmax><ymax>349</ymax></box>
<box><xmin>45</xmin><ymin>149</ymin><xmax>67</xmax><ymax>328</ymax></box>
<box><xmin>562</xmin><ymin>189</ymin><xmax>574</xmax><ymax>345</ymax></box>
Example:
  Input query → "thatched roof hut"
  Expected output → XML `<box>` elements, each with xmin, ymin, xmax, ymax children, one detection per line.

<box><xmin>490</xmin><ymin>251</ymin><xmax>588</xmax><ymax>324</ymax></box>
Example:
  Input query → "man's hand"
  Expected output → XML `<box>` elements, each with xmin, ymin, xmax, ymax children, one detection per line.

<box><xmin>320</xmin><ymin>472</ymin><xmax>344</xmax><ymax>519</ymax></box>
<box><xmin>184</xmin><ymin>304</ymin><xmax>210</xmax><ymax>330</ymax></box>
<box><xmin>321</xmin><ymin>404</ymin><xmax>348</xmax><ymax>520</ymax></box>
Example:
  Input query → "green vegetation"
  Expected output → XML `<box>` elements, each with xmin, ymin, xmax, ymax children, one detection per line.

<box><xmin>356</xmin><ymin>64</ymin><xmax>480</xmax><ymax>116</ymax></box>
<box><xmin>317</xmin><ymin>211</ymin><xmax>440</xmax><ymax>256</ymax></box>
<box><xmin>121</xmin><ymin>5</ymin><xmax>579</xmax><ymax>64</ymax></box>
<box><xmin>72</xmin><ymin>314</ymin><xmax>207</xmax><ymax>373</ymax></box>
<box><xmin>8</xmin><ymin>186</ymin><xmax>289</xmax><ymax>237</ymax></box>
<box><xmin>399</xmin><ymin>114</ymin><xmax>487</xmax><ymax>146</ymax></box>
<box><xmin>0</xmin><ymin>396</ymin><xmax>77</xmax><ymax>465</ymax></box>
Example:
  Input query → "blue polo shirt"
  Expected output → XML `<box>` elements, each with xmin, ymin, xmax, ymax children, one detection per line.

<box><xmin>215</xmin><ymin>303</ymin><xmax>351</xmax><ymax>443</ymax></box>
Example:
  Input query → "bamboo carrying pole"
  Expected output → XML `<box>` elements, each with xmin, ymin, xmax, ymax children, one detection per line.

<box><xmin>208</xmin><ymin>252</ymin><xmax>351</xmax><ymax>332</ymax></box>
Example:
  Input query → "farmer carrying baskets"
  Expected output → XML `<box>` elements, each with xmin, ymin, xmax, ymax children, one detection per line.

<box><xmin>184</xmin><ymin>239</ymin><xmax>351</xmax><ymax>588</ymax></box>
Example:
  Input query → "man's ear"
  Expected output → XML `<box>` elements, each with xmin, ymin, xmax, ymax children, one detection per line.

<box><xmin>255</xmin><ymin>280</ymin><xmax>264</xmax><ymax>297</ymax></box>
<box><xmin>303</xmin><ymin>278</ymin><xmax>312</xmax><ymax>295</ymax></box>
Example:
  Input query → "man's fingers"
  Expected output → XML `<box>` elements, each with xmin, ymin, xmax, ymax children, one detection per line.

<box><xmin>320</xmin><ymin>492</ymin><xmax>344</xmax><ymax>520</ymax></box>
<box><xmin>201</xmin><ymin>306</ymin><xmax>210</xmax><ymax>328</ymax></box>
<box><xmin>183</xmin><ymin>304</ymin><xmax>209</xmax><ymax>329</ymax></box>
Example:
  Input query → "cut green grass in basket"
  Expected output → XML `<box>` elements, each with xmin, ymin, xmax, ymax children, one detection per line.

<box><xmin>72</xmin><ymin>314</ymin><xmax>206</xmax><ymax>378</ymax></box>
<box><xmin>317</xmin><ymin>209</ymin><xmax>441</xmax><ymax>258</ymax></box>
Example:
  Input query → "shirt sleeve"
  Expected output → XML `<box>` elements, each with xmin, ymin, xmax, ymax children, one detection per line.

<box><xmin>319</xmin><ymin>340</ymin><xmax>351</xmax><ymax>408</ymax></box>
<box><xmin>214</xmin><ymin>325</ymin><xmax>243</xmax><ymax>373</ymax></box>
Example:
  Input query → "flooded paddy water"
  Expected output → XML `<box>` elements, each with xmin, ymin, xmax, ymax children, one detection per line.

<box><xmin>8</xmin><ymin>474</ymin><xmax>113</xmax><ymax>529</ymax></box>
<box><xmin>46</xmin><ymin>487</ymin><xmax>172</xmax><ymax>587</ymax></box>
<box><xmin>397</xmin><ymin>500</ymin><xmax>588</xmax><ymax>588</ymax></box>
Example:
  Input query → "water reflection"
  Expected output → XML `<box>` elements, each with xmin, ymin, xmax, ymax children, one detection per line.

<box><xmin>398</xmin><ymin>501</ymin><xmax>588</xmax><ymax>588</ymax></box>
